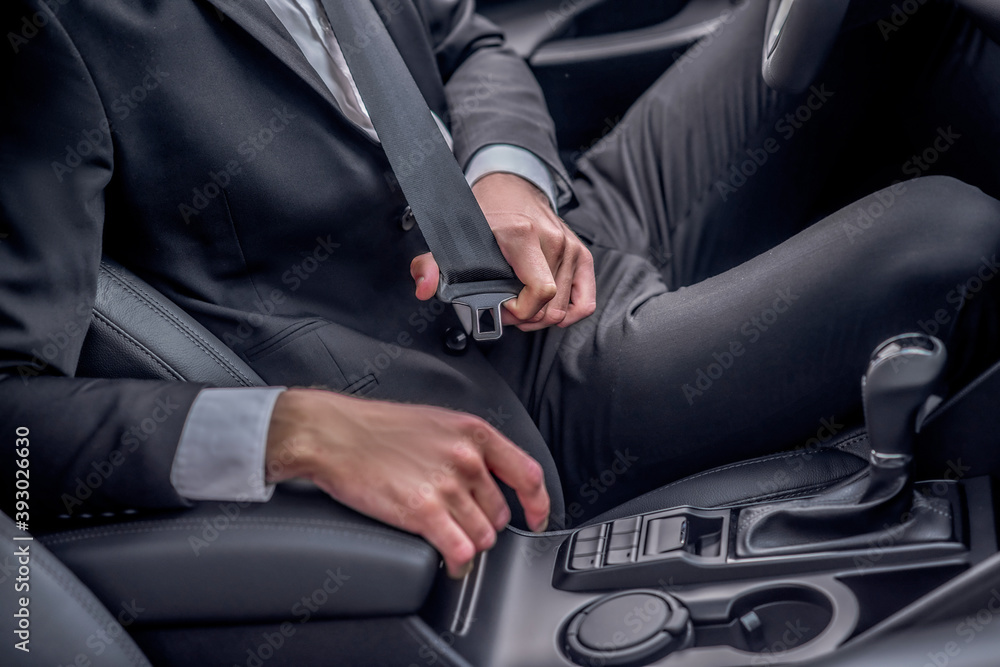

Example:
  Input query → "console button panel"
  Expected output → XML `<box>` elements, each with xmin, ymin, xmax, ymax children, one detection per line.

<box><xmin>567</xmin><ymin>510</ymin><xmax>725</xmax><ymax>571</ymax></box>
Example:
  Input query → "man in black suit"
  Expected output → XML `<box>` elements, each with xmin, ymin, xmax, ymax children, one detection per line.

<box><xmin>3</xmin><ymin>0</ymin><xmax>1000</xmax><ymax>578</ymax></box>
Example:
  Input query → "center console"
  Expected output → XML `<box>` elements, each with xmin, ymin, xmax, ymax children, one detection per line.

<box><xmin>420</xmin><ymin>335</ymin><xmax>999</xmax><ymax>666</ymax></box>
<box><xmin>421</xmin><ymin>475</ymin><xmax>992</xmax><ymax>667</ymax></box>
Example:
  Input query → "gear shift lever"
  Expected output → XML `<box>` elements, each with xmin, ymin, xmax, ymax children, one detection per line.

<box><xmin>736</xmin><ymin>334</ymin><xmax>954</xmax><ymax>557</ymax></box>
<box><xmin>860</xmin><ymin>334</ymin><xmax>946</xmax><ymax>503</ymax></box>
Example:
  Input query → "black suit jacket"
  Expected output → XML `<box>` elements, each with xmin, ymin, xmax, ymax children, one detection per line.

<box><xmin>0</xmin><ymin>0</ymin><xmax>569</xmax><ymax>520</ymax></box>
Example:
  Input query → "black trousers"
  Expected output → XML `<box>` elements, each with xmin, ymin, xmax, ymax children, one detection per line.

<box><xmin>490</xmin><ymin>0</ymin><xmax>1000</xmax><ymax>517</ymax></box>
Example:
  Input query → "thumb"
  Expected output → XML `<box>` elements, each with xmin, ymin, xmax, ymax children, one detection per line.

<box><xmin>410</xmin><ymin>252</ymin><xmax>439</xmax><ymax>301</ymax></box>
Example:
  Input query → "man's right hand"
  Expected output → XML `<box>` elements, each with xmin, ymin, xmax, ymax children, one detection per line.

<box><xmin>264</xmin><ymin>388</ymin><xmax>551</xmax><ymax>578</ymax></box>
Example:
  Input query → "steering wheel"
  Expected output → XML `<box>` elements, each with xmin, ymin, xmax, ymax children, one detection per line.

<box><xmin>761</xmin><ymin>0</ymin><xmax>852</xmax><ymax>93</ymax></box>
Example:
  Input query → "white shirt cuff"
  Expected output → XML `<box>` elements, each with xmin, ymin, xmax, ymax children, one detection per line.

<box><xmin>465</xmin><ymin>144</ymin><xmax>558</xmax><ymax>211</ymax></box>
<box><xmin>170</xmin><ymin>387</ymin><xmax>286</xmax><ymax>502</ymax></box>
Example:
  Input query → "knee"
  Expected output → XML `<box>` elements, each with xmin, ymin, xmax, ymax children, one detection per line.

<box><xmin>883</xmin><ymin>176</ymin><xmax>1000</xmax><ymax>278</ymax></box>
<box><xmin>902</xmin><ymin>176</ymin><xmax>1000</xmax><ymax>237</ymax></box>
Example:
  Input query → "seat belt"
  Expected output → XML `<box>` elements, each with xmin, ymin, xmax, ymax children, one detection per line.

<box><xmin>319</xmin><ymin>0</ymin><xmax>522</xmax><ymax>341</ymax></box>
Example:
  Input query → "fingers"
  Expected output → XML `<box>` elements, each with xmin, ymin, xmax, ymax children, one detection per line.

<box><xmin>514</xmin><ymin>238</ymin><xmax>574</xmax><ymax>332</ymax></box>
<box><xmin>560</xmin><ymin>245</ymin><xmax>597</xmax><ymax>328</ymax></box>
<box><xmin>470</xmin><ymin>172</ymin><xmax>597</xmax><ymax>332</ymax></box>
<box><xmin>409</xmin><ymin>252</ymin><xmax>439</xmax><ymax>301</ymax></box>
<box><xmin>480</xmin><ymin>430</ymin><xmax>551</xmax><ymax>533</ymax></box>
<box><xmin>450</xmin><ymin>441</ymin><xmax>509</xmax><ymax>532</ymax></box>
<box><xmin>287</xmin><ymin>394</ymin><xmax>531</xmax><ymax>581</ymax></box>
<box><xmin>418</xmin><ymin>510</ymin><xmax>478</xmax><ymax>579</ymax></box>
<box><xmin>420</xmin><ymin>444</ymin><xmax>509</xmax><ymax>577</ymax></box>
<box><xmin>473</xmin><ymin>482</ymin><xmax>512</xmax><ymax>531</ymax></box>
<box><xmin>494</xmin><ymin>216</ymin><xmax>596</xmax><ymax>332</ymax></box>
<box><xmin>447</xmin><ymin>486</ymin><xmax>499</xmax><ymax>552</ymax></box>
<box><xmin>464</xmin><ymin>455</ymin><xmax>512</xmax><ymax>530</ymax></box>
<box><xmin>495</xmin><ymin>215</ymin><xmax>558</xmax><ymax>322</ymax></box>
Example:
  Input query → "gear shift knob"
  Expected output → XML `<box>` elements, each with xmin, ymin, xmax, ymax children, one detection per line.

<box><xmin>736</xmin><ymin>333</ymin><xmax>952</xmax><ymax>557</ymax></box>
<box><xmin>862</xmin><ymin>333</ymin><xmax>947</xmax><ymax>465</ymax></box>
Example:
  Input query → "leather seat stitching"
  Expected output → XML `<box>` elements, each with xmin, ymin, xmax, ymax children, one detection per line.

<box><xmin>721</xmin><ymin>478</ymin><xmax>859</xmax><ymax>507</ymax></box>
<box><xmin>89</xmin><ymin>311</ymin><xmax>184</xmax><ymax>381</ymax></box>
<box><xmin>917</xmin><ymin>502</ymin><xmax>952</xmax><ymax>520</ymax></box>
<box><xmin>102</xmin><ymin>266</ymin><xmax>254</xmax><ymax>386</ymax></box>
<box><xmin>624</xmin><ymin>448</ymin><xmax>855</xmax><ymax>503</ymax></box>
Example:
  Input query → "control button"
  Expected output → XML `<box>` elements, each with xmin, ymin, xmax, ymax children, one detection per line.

<box><xmin>443</xmin><ymin>327</ymin><xmax>468</xmax><ymax>355</ymax></box>
<box><xmin>572</xmin><ymin>538</ymin><xmax>603</xmax><ymax>558</ymax></box>
<box><xmin>571</xmin><ymin>554</ymin><xmax>599</xmax><ymax>570</ymax></box>
<box><xmin>739</xmin><ymin>610</ymin><xmax>762</xmax><ymax>636</ymax></box>
<box><xmin>576</xmin><ymin>525</ymin><xmax>605</xmax><ymax>542</ymax></box>
<box><xmin>644</xmin><ymin>517</ymin><xmax>688</xmax><ymax>556</ymax></box>
<box><xmin>610</xmin><ymin>517</ymin><xmax>640</xmax><ymax>535</ymax></box>
<box><xmin>604</xmin><ymin>548</ymin><xmax>634</xmax><ymax>566</ymax></box>
<box><xmin>400</xmin><ymin>206</ymin><xmax>416</xmax><ymax>231</ymax></box>
<box><xmin>607</xmin><ymin>531</ymin><xmax>637</xmax><ymax>550</ymax></box>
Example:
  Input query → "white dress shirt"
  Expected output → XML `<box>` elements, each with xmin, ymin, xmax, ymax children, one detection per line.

<box><xmin>170</xmin><ymin>0</ymin><xmax>559</xmax><ymax>503</ymax></box>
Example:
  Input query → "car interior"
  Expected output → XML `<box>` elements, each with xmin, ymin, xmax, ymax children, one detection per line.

<box><xmin>6</xmin><ymin>0</ymin><xmax>1000</xmax><ymax>665</ymax></box>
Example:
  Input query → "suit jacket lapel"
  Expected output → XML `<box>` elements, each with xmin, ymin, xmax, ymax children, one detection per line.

<box><xmin>199</xmin><ymin>0</ymin><xmax>341</xmax><ymax>112</ymax></box>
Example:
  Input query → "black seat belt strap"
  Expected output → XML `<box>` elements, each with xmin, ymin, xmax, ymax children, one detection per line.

<box><xmin>319</xmin><ymin>0</ymin><xmax>522</xmax><ymax>341</ymax></box>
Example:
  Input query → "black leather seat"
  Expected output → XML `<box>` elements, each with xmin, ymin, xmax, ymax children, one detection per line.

<box><xmin>12</xmin><ymin>257</ymin><xmax>874</xmax><ymax>665</ymax></box>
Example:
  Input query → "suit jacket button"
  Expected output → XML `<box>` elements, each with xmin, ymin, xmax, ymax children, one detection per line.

<box><xmin>443</xmin><ymin>327</ymin><xmax>468</xmax><ymax>355</ymax></box>
<box><xmin>400</xmin><ymin>206</ymin><xmax>416</xmax><ymax>231</ymax></box>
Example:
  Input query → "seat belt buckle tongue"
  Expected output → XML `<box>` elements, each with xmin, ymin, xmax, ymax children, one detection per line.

<box><xmin>451</xmin><ymin>292</ymin><xmax>516</xmax><ymax>342</ymax></box>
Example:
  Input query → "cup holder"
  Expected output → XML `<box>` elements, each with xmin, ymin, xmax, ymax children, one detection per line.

<box><xmin>697</xmin><ymin>585</ymin><xmax>834</xmax><ymax>655</ymax></box>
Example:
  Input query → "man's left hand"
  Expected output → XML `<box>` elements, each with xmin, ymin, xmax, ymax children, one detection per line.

<box><xmin>410</xmin><ymin>172</ymin><xmax>596</xmax><ymax>331</ymax></box>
